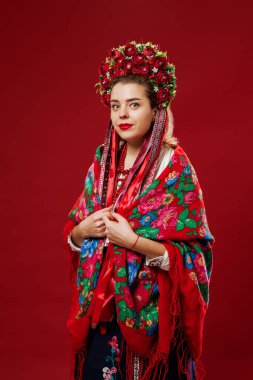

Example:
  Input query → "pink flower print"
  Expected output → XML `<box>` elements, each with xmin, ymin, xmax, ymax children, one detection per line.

<box><xmin>76</xmin><ymin>200</ymin><xmax>89</xmax><ymax>222</ymax></box>
<box><xmin>134</xmin><ymin>286</ymin><xmax>150</xmax><ymax>312</ymax></box>
<box><xmin>151</xmin><ymin>206</ymin><xmax>178</xmax><ymax>234</ymax></box>
<box><xmin>108</xmin><ymin>336</ymin><xmax>119</xmax><ymax>351</ymax></box>
<box><xmin>102</xmin><ymin>367</ymin><xmax>113</xmax><ymax>379</ymax></box>
<box><xmin>193</xmin><ymin>253</ymin><xmax>208</xmax><ymax>285</ymax></box>
<box><xmin>124</xmin><ymin>287</ymin><xmax>134</xmax><ymax>308</ymax></box>
<box><xmin>138</xmin><ymin>189</ymin><xmax>164</xmax><ymax>213</ymax></box>
<box><xmin>196</xmin><ymin>271</ymin><xmax>208</xmax><ymax>285</ymax></box>
<box><xmin>102</xmin><ymin>366</ymin><xmax>118</xmax><ymax>379</ymax></box>
<box><xmin>183</xmin><ymin>191</ymin><xmax>197</xmax><ymax>205</ymax></box>
<box><xmin>171</xmin><ymin>153</ymin><xmax>178</xmax><ymax>165</ymax></box>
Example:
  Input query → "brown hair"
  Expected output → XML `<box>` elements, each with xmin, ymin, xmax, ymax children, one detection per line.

<box><xmin>110</xmin><ymin>74</ymin><xmax>179</xmax><ymax>148</ymax></box>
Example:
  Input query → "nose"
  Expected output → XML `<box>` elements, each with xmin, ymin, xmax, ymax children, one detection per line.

<box><xmin>119</xmin><ymin>104</ymin><xmax>129</xmax><ymax>119</ymax></box>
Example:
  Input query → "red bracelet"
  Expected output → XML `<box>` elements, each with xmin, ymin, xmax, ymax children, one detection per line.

<box><xmin>130</xmin><ymin>235</ymin><xmax>140</xmax><ymax>250</ymax></box>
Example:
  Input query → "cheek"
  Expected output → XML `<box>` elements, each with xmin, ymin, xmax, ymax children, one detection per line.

<box><xmin>138</xmin><ymin>112</ymin><xmax>153</xmax><ymax>130</ymax></box>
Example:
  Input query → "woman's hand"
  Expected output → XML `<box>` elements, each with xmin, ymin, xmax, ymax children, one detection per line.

<box><xmin>101</xmin><ymin>211</ymin><xmax>137</xmax><ymax>249</ymax></box>
<box><xmin>71</xmin><ymin>205</ymin><xmax>113</xmax><ymax>247</ymax></box>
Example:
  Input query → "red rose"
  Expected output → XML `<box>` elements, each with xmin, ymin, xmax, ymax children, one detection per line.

<box><xmin>102</xmin><ymin>77</ymin><xmax>111</xmax><ymax>89</ymax></box>
<box><xmin>133</xmin><ymin>53</ymin><xmax>145</xmax><ymax>65</ymax></box>
<box><xmin>132</xmin><ymin>63</ymin><xmax>150</xmax><ymax>76</ymax></box>
<box><xmin>102</xmin><ymin>93</ymin><xmax>110</xmax><ymax>106</ymax></box>
<box><xmin>152</xmin><ymin>56</ymin><xmax>167</xmax><ymax>69</ymax></box>
<box><xmin>156</xmin><ymin>89</ymin><xmax>170</xmax><ymax>103</ymax></box>
<box><xmin>124</xmin><ymin>43</ymin><xmax>136</xmax><ymax>57</ymax></box>
<box><xmin>114</xmin><ymin>57</ymin><xmax>125</xmax><ymax>67</ymax></box>
<box><xmin>122</xmin><ymin>60</ymin><xmax>134</xmax><ymax>72</ymax></box>
<box><xmin>109</xmin><ymin>49</ymin><xmax>123</xmax><ymax>60</ymax></box>
<box><xmin>183</xmin><ymin>192</ymin><xmax>197</xmax><ymax>204</ymax></box>
<box><xmin>99</xmin><ymin>61</ymin><xmax>110</xmax><ymax>76</ymax></box>
<box><xmin>154</xmin><ymin>70</ymin><xmax>172</xmax><ymax>84</ymax></box>
<box><xmin>110</xmin><ymin>67</ymin><xmax>127</xmax><ymax>78</ymax></box>
<box><xmin>143</xmin><ymin>46</ymin><xmax>155</xmax><ymax>57</ymax></box>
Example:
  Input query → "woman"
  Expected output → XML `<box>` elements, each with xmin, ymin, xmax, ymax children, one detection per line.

<box><xmin>63</xmin><ymin>41</ymin><xmax>215</xmax><ymax>380</ymax></box>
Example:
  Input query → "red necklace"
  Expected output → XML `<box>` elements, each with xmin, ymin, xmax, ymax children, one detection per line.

<box><xmin>112</xmin><ymin>143</ymin><xmax>131</xmax><ymax>205</ymax></box>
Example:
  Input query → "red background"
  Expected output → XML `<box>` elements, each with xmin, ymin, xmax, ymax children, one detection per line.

<box><xmin>0</xmin><ymin>1</ymin><xmax>252</xmax><ymax>379</ymax></box>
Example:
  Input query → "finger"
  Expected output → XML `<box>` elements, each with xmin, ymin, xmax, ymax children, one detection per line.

<box><xmin>96</xmin><ymin>220</ymin><xmax>106</xmax><ymax>227</ymax></box>
<box><xmin>101</xmin><ymin>214</ymin><xmax>110</xmax><ymax>223</ymax></box>
<box><xmin>101</xmin><ymin>205</ymin><xmax>113</xmax><ymax>211</ymax></box>
<box><xmin>110</xmin><ymin>211</ymin><xmax>121</xmax><ymax>221</ymax></box>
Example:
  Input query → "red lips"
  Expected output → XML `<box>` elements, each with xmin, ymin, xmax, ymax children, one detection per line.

<box><xmin>119</xmin><ymin>123</ymin><xmax>133</xmax><ymax>130</ymax></box>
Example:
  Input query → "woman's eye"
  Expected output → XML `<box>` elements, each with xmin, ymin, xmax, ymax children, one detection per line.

<box><xmin>111</xmin><ymin>104</ymin><xmax>119</xmax><ymax>110</ymax></box>
<box><xmin>130</xmin><ymin>103</ymin><xmax>139</xmax><ymax>109</ymax></box>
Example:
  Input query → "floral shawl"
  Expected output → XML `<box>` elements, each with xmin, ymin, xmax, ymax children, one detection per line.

<box><xmin>63</xmin><ymin>143</ymin><xmax>215</xmax><ymax>380</ymax></box>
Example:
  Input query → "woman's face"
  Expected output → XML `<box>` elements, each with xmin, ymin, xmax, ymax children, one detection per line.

<box><xmin>110</xmin><ymin>82</ymin><xmax>156</xmax><ymax>146</ymax></box>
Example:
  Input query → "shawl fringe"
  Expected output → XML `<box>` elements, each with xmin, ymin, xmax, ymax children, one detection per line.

<box><xmin>71</xmin><ymin>349</ymin><xmax>86</xmax><ymax>380</ymax></box>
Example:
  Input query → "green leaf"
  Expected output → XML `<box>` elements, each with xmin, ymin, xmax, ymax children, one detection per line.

<box><xmin>129</xmin><ymin>213</ymin><xmax>142</xmax><ymax>219</ymax></box>
<box><xmin>179</xmin><ymin>208</ymin><xmax>189</xmax><ymax>221</ymax></box>
<box><xmin>118</xmin><ymin>300</ymin><xmax>127</xmax><ymax>309</ymax></box>
<box><xmin>178</xmin><ymin>182</ymin><xmax>184</xmax><ymax>192</ymax></box>
<box><xmin>176</xmin><ymin>220</ymin><xmax>184</xmax><ymax>231</ymax></box>
<box><xmin>184</xmin><ymin>218</ymin><xmax>197</xmax><ymax>228</ymax></box>
<box><xmin>115</xmin><ymin>282</ymin><xmax>122</xmax><ymax>295</ymax></box>
<box><xmin>135</xmin><ymin>227</ymin><xmax>159</xmax><ymax>239</ymax></box>
<box><xmin>119</xmin><ymin>310</ymin><xmax>127</xmax><ymax>322</ymax></box>
<box><xmin>117</xmin><ymin>267</ymin><xmax>126</xmax><ymax>278</ymax></box>
<box><xmin>148</xmin><ymin>180</ymin><xmax>160</xmax><ymax>190</ymax></box>
<box><xmin>184</xmin><ymin>184</ymin><xmax>195</xmax><ymax>191</ymax></box>
<box><xmin>177</xmin><ymin>192</ymin><xmax>184</xmax><ymax>200</ymax></box>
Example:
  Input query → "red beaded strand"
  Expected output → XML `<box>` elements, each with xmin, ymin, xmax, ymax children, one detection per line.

<box><xmin>112</xmin><ymin>143</ymin><xmax>131</xmax><ymax>206</ymax></box>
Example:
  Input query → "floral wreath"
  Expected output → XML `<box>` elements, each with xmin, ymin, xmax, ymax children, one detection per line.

<box><xmin>95</xmin><ymin>41</ymin><xmax>177</xmax><ymax>109</ymax></box>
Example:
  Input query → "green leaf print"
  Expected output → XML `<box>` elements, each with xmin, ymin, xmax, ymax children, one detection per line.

<box><xmin>179</xmin><ymin>209</ymin><xmax>189</xmax><ymax>221</ymax></box>
<box><xmin>129</xmin><ymin>213</ymin><xmax>142</xmax><ymax>219</ymax></box>
<box><xmin>178</xmin><ymin>182</ymin><xmax>185</xmax><ymax>192</ymax></box>
<box><xmin>95</xmin><ymin>146</ymin><xmax>102</xmax><ymax>163</ymax></box>
<box><xmin>176</xmin><ymin>220</ymin><xmax>184</xmax><ymax>231</ymax></box>
<box><xmin>184</xmin><ymin>184</ymin><xmax>195</xmax><ymax>191</ymax></box>
<box><xmin>139</xmin><ymin>180</ymin><xmax>160</xmax><ymax>197</ymax></box>
<box><xmin>184</xmin><ymin>218</ymin><xmax>197</xmax><ymax>228</ymax></box>
<box><xmin>135</xmin><ymin>227</ymin><xmax>159</xmax><ymax>239</ymax></box>
<box><xmin>117</xmin><ymin>267</ymin><xmax>126</xmax><ymax>278</ymax></box>
<box><xmin>115</xmin><ymin>282</ymin><xmax>122</xmax><ymax>295</ymax></box>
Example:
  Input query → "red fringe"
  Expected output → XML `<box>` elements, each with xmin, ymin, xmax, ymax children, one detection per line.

<box><xmin>126</xmin><ymin>344</ymin><xmax>169</xmax><ymax>380</ymax></box>
<box><xmin>70</xmin><ymin>349</ymin><xmax>87</xmax><ymax>380</ymax></box>
<box><xmin>125</xmin><ymin>341</ymin><xmax>205</xmax><ymax>380</ymax></box>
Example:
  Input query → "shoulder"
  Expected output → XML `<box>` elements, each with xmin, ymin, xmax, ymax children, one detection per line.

<box><xmin>159</xmin><ymin>142</ymin><xmax>175</xmax><ymax>161</ymax></box>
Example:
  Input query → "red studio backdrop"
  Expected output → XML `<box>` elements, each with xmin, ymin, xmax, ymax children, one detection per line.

<box><xmin>0</xmin><ymin>1</ymin><xmax>252</xmax><ymax>379</ymax></box>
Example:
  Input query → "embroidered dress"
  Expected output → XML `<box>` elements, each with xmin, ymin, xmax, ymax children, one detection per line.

<box><xmin>63</xmin><ymin>118</ymin><xmax>215</xmax><ymax>380</ymax></box>
<box><xmin>80</xmin><ymin>313</ymin><xmax>194</xmax><ymax>380</ymax></box>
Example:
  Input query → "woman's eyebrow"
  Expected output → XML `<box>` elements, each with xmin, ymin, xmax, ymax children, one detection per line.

<box><xmin>110</xmin><ymin>97</ymin><xmax>142</xmax><ymax>102</ymax></box>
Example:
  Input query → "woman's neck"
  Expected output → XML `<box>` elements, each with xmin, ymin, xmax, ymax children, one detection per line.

<box><xmin>123</xmin><ymin>141</ymin><xmax>142</xmax><ymax>170</ymax></box>
<box><xmin>126</xmin><ymin>139</ymin><xmax>144</xmax><ymax>156</ymax></box>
